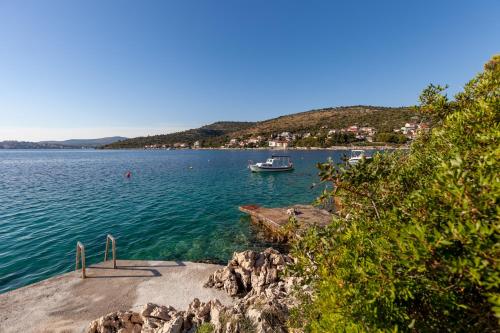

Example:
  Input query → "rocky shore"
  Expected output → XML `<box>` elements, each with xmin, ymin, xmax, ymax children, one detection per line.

<box><xmin>87</xmin><ymin>248</ymin><xmax>302</xmax><ymax>333</ymax></box>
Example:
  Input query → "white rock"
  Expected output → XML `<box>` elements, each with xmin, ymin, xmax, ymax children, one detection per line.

<box><xmin>159</xmin><ymin>315</ymin><xmax>183</xmax><ymax>333</ymax></box>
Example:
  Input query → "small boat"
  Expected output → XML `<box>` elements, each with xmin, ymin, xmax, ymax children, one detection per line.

<box><xmin>348</xmin><ymin>149</ymin><xmax>371</xmax><ymax>165</ymax></box>
<box><xmin>249</xmin><ymin>155</ymin><xmax>294</xmax><ymax>172</ymax></box>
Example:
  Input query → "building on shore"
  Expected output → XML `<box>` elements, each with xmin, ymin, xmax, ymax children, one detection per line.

<box><xmin>268</xmin><ymin>140</ymin><xmax>289</xmax><ymax>149</ymax></box>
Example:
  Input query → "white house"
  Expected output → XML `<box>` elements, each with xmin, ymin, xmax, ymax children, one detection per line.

<box><xmin>401</xmin><ymin>123</ymin><xmax>417</xmax><ymax>135</ymax></box>
<box><xmin>268</xmin><ymin>140</ymin><xmax>289</xmax><ymax>149</ymax></box>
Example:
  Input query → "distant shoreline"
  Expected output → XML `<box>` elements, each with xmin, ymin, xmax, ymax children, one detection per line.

<box><xmin>140</xmin><ymin>145</ymin><xmax>409</xmax><ymax>151</ymax></box>
<box><xmin>0</xmin><ymin>145</ymin><xmax>409</xmax><ymax>151</ymax></box>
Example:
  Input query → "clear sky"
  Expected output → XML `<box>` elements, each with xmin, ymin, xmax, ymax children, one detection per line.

<box><xmin>0</xmin><ymin>0</ymin><xmax>499</xmax><ymax>141</ymax></box>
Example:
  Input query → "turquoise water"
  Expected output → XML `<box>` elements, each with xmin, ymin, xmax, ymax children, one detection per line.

<box><xmin>0</xmin><ymin>149</ymin><xmax>346</xmax><ymax>293</ymax></box>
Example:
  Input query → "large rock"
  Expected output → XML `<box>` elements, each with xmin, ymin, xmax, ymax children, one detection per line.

<box><xmin>159</xmin><ymin>315</ymin><xmax>183</xmax><ymax>333</ymax></box>
<box><xmin>87</xmin><ymin>303</ymin><xmax>186</xmax><ymax>333</ymax></box>
<box><xmin>203</xmin><ymin>248</ymin><xmax>300</xmax><ymax>333</ymax></box>
<box><xmin>87</xmin><ymin>311</ymin><xmax>143</xmax><ymax>333</ymax></box>
<box><xmin>141</xmin><ymin>303</ymin><xmax>176</xmax><ymax>321</ymax></box>
<box><xmin>205</xmin><ymin>248</ymin><xmax>293</xmax><ymax>296</ymax></box>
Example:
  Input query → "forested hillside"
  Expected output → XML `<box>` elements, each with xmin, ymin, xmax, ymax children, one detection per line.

<box><xmin>104</xmin><ymin>106</ymin><xmax>417</xmax><ymax>148</ymax></box>
<box><xmin>104</xmin><ymin>122</ymin><xmax>255</xmax><ymax>148</ymax></box>
<box><xmin>236</xmin><ymin>105</ymin><xmax>415</xmax><ymax>137</ymax></box>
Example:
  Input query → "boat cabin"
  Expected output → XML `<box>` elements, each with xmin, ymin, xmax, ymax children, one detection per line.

<box><xmin>266</xmin><ymin>156</ymin><xmax>292</xmax><ymax>167</ymax></box>
<box><xmin>249</xmin><ymin>155</ymin><xmax>293</xmax><ymax>172</ymax></box>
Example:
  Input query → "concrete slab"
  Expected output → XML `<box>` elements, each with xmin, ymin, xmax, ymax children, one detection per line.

<box><xmin>0</xmin><ymin>260</ymin><xmax>233</xmax><ymax>333</ymax></box>
<box><xmin>239</xmin><ymin>204</ymin><xmax>332</xmax><ymax>239</ymax></box>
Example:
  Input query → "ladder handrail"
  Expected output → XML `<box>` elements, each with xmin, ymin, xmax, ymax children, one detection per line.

<box><xmin>75</xmin><ymin>241</ymin><xmax>86</xmax><ymax>279</ymax></box>
<box><xmin>104</xmin><ymin>234</ymin><xmax>117</xmax><ymax>269</ymax></box>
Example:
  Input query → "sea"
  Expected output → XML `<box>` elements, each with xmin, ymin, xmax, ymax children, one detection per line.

<box><xmin>0</xmin><ymin>149</ymin><xmax>351</xmax><ymax>293</ymax></box>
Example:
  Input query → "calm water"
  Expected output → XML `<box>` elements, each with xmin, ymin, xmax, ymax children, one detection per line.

<box><xmin>0</xmin><ymin>149</ymin><xmax>348</xmax><ymax>293</ymax></box>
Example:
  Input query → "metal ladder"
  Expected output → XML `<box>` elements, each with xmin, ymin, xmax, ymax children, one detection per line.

<box><xmin>104</xmin><ymin>234</ymin><xmax>117</xmax><ymax>269</ymax></box>
<box><xmin>75</xmin><ymin>234</ymin><xmax>117</xmax><ymax>279</ymax></box>
<box><xmin>75</xmin><ymin>242</ymin><xmax>86</xmax><ymax>278</ymax></box>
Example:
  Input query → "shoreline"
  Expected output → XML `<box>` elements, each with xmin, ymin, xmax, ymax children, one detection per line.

<box><xmin>0</xmin><ymin>146</ymin><xmax>410</xmax><ymax>151</ymax></box>
<box><xmin>103</xmin><ymin>145</ymin><xmax>409</xmax><ymax>151</ymax></box>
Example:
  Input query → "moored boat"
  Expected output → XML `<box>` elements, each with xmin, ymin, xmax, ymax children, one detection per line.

<box><xmin>348</xmin><ymin>149</ymin><xmax>371</xmax><ymax>165</ymax></box>
<box><xmin>249</xmin><ymin>155</ymin><xmax>294</xmax><ymax>172</ymax></box>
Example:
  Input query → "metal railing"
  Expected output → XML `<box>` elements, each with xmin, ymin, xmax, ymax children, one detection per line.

<box><xmin>75</xmin><ymin>241</ymin><xmax>86</xmax><ymax>279</ymax></box>
<box><xmin>104</xmin><ymin>234</ymin><xmax>117</xmax><ymax>269</ymax></box>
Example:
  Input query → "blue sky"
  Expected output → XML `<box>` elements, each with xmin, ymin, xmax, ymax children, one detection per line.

<box><xmin>0</xmin><ymin>0</ymin><xmax>498</xmax><ymax>141</ymax></box>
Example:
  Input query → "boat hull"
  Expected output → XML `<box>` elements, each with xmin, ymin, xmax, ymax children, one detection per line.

<box><xmin>348</xmin><ymin>156</ymin><xmax>372</xmax><ymax>165</ymax></box>
<box><xmin>249</xmin><ymin>165</ymin><xmax>294</xmax><ymax>172</ymax></box>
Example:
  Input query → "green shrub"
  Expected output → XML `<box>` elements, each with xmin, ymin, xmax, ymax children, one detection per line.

<box><xmin>289</xmin><ymin>55</ymin><xmax>500</xmax><ymax>332</ymax></box>
<box><xmin>376</xmin><ymin>132</ymin><xmax>408</xmax><ymax>144</ymax></box>
<box><xmin>196</xmin><ymin>323</ymin><xmax>214</xmax><ymax>333</ymax></box>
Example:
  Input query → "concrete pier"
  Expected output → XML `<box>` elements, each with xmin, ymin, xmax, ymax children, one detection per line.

<box><xmin>0</xmin><ymin>260</ymin><xmax>233</xmax><ymax>333</ymax></box>
<box><xmin>239</xmin><ymin>204</ymin><xmax>332</xmax><ymax>238</ymax></box>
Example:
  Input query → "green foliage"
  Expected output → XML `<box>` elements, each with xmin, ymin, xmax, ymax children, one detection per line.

<box><xmin>294</xmin><ymin>133</ymin><xmax>359</xmax><ymax>148</ymax></box>
<box><xmin>238</xmin><ymin>316</ymin><xmax>258</xmax><ymax>333</ymax></box>
<box><xmin>376</xmin><ymin>132</ymin><xmax>408</xmax><ymax>144</ymax></box>
<box><xmin>419</xmin><ymin>84</ymin><xmax>451</xmax><ymax>119</ymax></box>
<box><xmin>196</xmin><ymin>323</ymin><xmax>215</xmax><ymax>333</ymax></box>
<box><xmin>289</xmin><ymin>56</ymin><xmax>500</xmax><ymax>332</ymax></box>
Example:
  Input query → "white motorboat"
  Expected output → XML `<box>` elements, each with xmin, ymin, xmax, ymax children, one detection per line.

<box><xmin>249</xmin><ymin>155</ymin><xmax>294</xmax><ymax>172</ymax></box>
<box><xmin>348</xmin><ymin>149</ymin><xmax>371</xmax><ymax>165</ymax></box>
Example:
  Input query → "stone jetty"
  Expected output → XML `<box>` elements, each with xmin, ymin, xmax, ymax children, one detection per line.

<box><xmin>239</xmin><ymin>204</ymin><xmax>333</xmax><ymax>239</ymax></box>
<box><xmin>0</xmin><ymin>249</ymin><xmax>302</xmax><ymax>333</ymax></box>
<box><xmin>0</xmin><ymin>260</ymin><xmax>233</xmax><ymax>333</ymax></box>
<box><xmin>87</xmin><ymin>248</ymin><xmax>302</xmax><ymax>333</ymax></box>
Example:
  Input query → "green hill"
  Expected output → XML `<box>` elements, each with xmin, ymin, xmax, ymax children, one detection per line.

<box><xmin>104</xmin><ymin>122</ymin><xmax>256</xmax><ymax>148</ymax></box>
<box><xmin>236</xmin><ymin>105</ymin><xmax>416</xmax><ymax>137</ymax></box>
<box><xmin>104</xmin><ymin>106</ymin><xmax>418</xmax><ymax>148</ymax></box>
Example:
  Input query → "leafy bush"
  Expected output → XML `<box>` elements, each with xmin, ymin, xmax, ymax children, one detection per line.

<box><xmin>196</xmin><ymin>323</ymin><xmax>215</xmax><ymax>333</ymax></box>
<box><xmin>376</xmin><ymin>132</ymin><xmax>408</xmax><ymax>144</ymax></box>
<box><xmin>289</xmin><ymin>55</ymin><xmax>500</xmax><ymax>332</ymax></box>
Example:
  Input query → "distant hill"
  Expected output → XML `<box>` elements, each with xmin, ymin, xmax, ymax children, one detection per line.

<box><xmin>103</xmin><ymin>122</ymin><xmax>256</xmax><ymax>148</ymax></box>
<box><xmin>0</xmin><ymin>141</ymin><xmax>70</xmax><ymax>149</ymax></box>
<box><xmin>40</xmin><ymin>136</ymin><xmax>128</xmax><ymax>148</ymax></box>
<box><xmin>104</xmin><ymin>106</ymin><xmax>417</xmax><ymax>148</ymax></box>
<box><xmin>235</xmin><ymin>106</ymin><xmax>416</xmax><ymax>137</ymax></box>
<box><xmin>0</xmin><ymin>136</ymin><xmax>127</xmax><ymax>149</ymax></box>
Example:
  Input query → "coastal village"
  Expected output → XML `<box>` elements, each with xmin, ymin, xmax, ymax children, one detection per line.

<box><xmin>144</xmin><ymin>121</ymin><xmax>430</xmax><ymax>149</ymax></box>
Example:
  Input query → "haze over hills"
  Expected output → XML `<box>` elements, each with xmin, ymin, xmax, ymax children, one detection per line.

<box><xmin>40</xmin><ymin>137</ymin><xmax>128</xmax><ymax>147</ymax></box>
<box><xmin>0</xmin><ymin>136</ymin><xmax>127</xmax><ymax>149</ymax></box>
<box><xmin>104</xmin><ymin>105</ymin><xmax>418</xmax><ymax>148</ymax></box>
